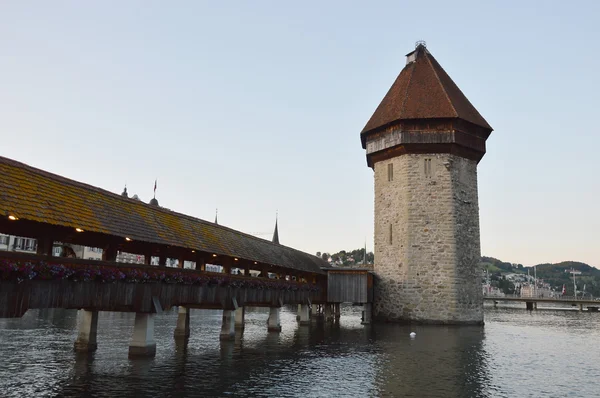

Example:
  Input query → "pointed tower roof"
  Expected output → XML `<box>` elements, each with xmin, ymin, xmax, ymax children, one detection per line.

<box><xmin>272</xmin><ymin>214</ymin><xmax>279</xmax><ymax>244</ymax></box>
<box><xmin>214</xmin><ymin>209</ymin><xmax>218</xmax><ymax>225</ymax></box>
<box><xmin>360</xmin><ymin>43</ymin><xmax>492</xmax><ymax>147</ymax></box>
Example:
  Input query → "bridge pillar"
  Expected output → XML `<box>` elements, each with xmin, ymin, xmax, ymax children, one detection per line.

<box><xmin>234</xmin><ymin>307</ymin><xmax>245</xmax><ymax>330</ymax></box>
<box><xmin>174</xmin><ymin>306</ymin><xmax>190</xmax><ymax>339</ymax></box>
<box><xmin>129</xmin><ymin>313</ymin><xmax>156</xmax><ymax>358</ymax></box>
<box><xmin>74</xmin><ymin>310</ymin><xmax>98</xmax><ymax>352</ymax></box>
<box><xmin>296</xmin><ymin>304</ymin><xmax>302</xmax><ymax>321</ymax></box>
<box><xmin>298</xmin><ymin>304</ymin><xmax>310</xmax><ymax>325</ymax></box>
<box><xmin>324</xmin><ymin>304</ymin><xmax>333</xmax><ymax>322</ymax></box>
<box><xmin>267</xmin><ymin>307</ymin><xmax>282</xmax><ymax>332</ymax></box>
<box><xmin>534</xmin><ymin>302</ymin><xmax>538</xmax><ymax>310</ymax></box>
<box><xmin>220</xmin><ymin>310</ymin><xmax>235</xmax><ymax>340</ymax></box>
<box><xmin>317</xmin><ymin>305</ymin><xmax>325</xmax><ymax>319</ymax></box>
<box><xmin>361</xmin><ymin>303</ymin><xmax>372</xmax><ymax>325</ymax></box>
<box><xmin>526</xmin><ymin>302</ymin><xmax>534</xmax><ymax>311</ymax></box>
<box><xmin>579</xmin><ymin>304</ymin><xmax>584</xmax><ymax>312</ymax></box>
<box><xmin>334</xmin><ymin>303</ymin><xmax>341</xmax><ymax>320</ymax></box>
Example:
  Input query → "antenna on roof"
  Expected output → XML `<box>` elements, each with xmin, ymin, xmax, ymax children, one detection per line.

<box><xmin>215</xmin><ymin>208</ymin><xmax>218</xmax><ymax>225</ymax></box>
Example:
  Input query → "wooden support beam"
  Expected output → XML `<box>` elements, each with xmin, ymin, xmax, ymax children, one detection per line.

<box><xmin>102</xmin><ymin>244</ymin><xmax>117</xmax><ymax>262</ymax></box>
<box><xmin>260</xmin><ymin>266</ymin><xmax>270</xmax><ymax>278</ymax></box>
<box><xmin>36</xmin><ymin>237</ymin><xmax>54</xmax><ymax>257</ymax></box>
<box><xmin>194</xmin><ymin>253</ymin><xmax>206</xmax><ymax>271</ymax></box>
<box><xmin>222</xmin><ymin>257</ymin><xmax>232</xmax><ymax>274</ymax></box>
<box><xmin>144</xmin><ymin>250</ymin><xmax>152</xmax><ymax>265</ymax></box>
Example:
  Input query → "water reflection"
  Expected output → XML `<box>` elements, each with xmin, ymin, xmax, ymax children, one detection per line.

<box><xmin>1</xmin><ymin>306</ymin><xmax>599</xmax><ymax>397</ymax></box>
<box><xmin>371</xmin><ymin>325</ymin><xmax>489</xmax><ymax>397</ymax></box>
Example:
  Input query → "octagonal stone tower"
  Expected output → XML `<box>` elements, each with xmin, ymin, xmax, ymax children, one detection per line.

<box><xmin>361</xmin><ymin>43</ymin><xmax>493</xmax><ymax>324</ymax></box>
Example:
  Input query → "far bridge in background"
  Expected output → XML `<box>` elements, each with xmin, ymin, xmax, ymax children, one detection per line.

<box><xmin>484</xmin><ymin>295</ymin><xmax>600</xmax><ymax>312</ymax></box>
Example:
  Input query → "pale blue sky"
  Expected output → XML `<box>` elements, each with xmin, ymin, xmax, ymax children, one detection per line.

<box><xmin>1</xmin><ymin>1</ymin><xmax>598</xmax><ymax>267</ymax></box>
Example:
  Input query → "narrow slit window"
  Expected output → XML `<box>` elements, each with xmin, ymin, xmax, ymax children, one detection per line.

<box><xmin>424</xmin><ymin>158</ymin><xmax>432</xmax><ymax>177</ymax></box>
<box><xmin>387</xmin><ymin>163</ymin><xmax>393</xmax><ymax>182</ymax></box>
<box><xmin>389</xmin><ymin>223</ymin><xmax>393</xmax><ymax>245</ymax></box>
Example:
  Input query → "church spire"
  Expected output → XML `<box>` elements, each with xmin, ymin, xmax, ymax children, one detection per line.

<box><xmin>272</xmin><ymin>212</ymin><xmax>279</xmax><ymax>244</ymax></box>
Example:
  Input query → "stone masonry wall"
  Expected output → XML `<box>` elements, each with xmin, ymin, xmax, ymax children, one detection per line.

<box><xmin>373</xmin><ymin>153</ymin><xmax>483</xmax><ymax>324</ymax></box>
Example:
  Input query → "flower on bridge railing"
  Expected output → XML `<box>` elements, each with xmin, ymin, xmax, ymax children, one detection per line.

<box><xmin>0</xmin><ymin>257</ymin><xmax>320</xmax><ymax>293</ymax></box>
<box><xmin>123</xmin><ymin>268</ymin><xmax>151</xmax><ymax>283</ymax></box>
<box><xmin>0</xmin><ymin>260</ymin><xmax>37</xmax><ymax>282</ymax></box>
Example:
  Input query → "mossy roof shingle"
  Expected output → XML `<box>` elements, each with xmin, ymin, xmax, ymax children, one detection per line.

<box><xmin>0</xmin><ymin>156</ymin><xmax>326</xmax><ymax>274</ymax></box>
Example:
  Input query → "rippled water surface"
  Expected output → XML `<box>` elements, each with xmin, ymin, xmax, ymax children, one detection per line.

<box><xmin>1</xmin><ymin>305</ymin><xmax>599</xmax><ymax>397</ymax></box>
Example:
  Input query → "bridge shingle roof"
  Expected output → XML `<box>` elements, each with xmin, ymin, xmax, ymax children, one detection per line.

<box><xmin>0</xmin><ymin>156</ymin><xmax>326</xmax><ymax>274</ymax></box>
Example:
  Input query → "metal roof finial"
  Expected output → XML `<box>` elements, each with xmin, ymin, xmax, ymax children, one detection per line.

<box><xmin>415</xmin><ymin>40</ymin><xmax>426</xmax><ymax>48</ymax></box>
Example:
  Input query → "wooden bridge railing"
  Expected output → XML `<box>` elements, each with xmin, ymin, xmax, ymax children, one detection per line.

<box><xmin>0</xmin><ymin>251</ymin><xmax>326</xmax><ymax>318</ymax></box>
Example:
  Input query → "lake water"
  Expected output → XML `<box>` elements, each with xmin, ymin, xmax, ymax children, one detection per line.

<box><xmin>0</xmin><ymin>304</ymin><xmax>599</xmax><ymax>397</ymax></box>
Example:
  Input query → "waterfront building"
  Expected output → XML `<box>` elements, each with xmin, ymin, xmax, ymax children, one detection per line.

<box><xmin>520</xmin><ymin>284</ymin><xmax>555</xmax><ymax>298</ymax></box>
<box><xmin>482</xmin><ymin>284</ymin><xmax>505</xmax><ymax>297</ymax></box>
<box><xmin>0</xmin><ymin>234</ymin><xmax>66</xmax><ymax>257</ymax></box>
<box><xmin>0</xmin><ymin>234</ymin><xmax>38</xmax><ymax>253</ymax></box>
<box><xmin>360</xmin><ymin>42</ymin><xmax>493</xmax><ymax>324</ymax></box>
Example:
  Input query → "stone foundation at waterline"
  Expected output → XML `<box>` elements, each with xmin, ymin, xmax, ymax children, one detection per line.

<box><xmin>373</xmin><ymin>153</ymin><xmax>484</xmax><ymax>324</ymax></box>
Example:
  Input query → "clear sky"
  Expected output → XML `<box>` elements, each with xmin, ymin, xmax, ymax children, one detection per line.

<box><xmin>1</xmin><ymin>1</ymin><xmax>599</xmax><ymax>267</ymax></box>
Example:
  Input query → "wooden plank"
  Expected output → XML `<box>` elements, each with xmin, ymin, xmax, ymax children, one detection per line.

<box><xmin>327</xmin><ymin>272</ymin><xmax>369</xmax><ymax>303</ymax></box>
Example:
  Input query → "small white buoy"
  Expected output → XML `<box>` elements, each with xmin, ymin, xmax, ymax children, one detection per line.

<box><xmin>409</xmin><ymin>332</ymin><xmax>416</xmax><ymax>338</ymax></box>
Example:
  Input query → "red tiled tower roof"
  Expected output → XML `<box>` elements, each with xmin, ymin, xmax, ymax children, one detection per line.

<box><xmin>361</xmin><ymin>44</ymin><xmax>492</xmax><ymax>147</ymax></box>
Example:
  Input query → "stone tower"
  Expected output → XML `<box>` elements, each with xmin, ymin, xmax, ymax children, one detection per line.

<box><xmin>361</xmin><ymin>43</ymin><xmax>493</xmax><ymax>324</ymax></box>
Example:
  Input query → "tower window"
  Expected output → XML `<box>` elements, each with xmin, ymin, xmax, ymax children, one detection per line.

<box><xmin>389</xmin><ymin>224</ymin><xmax>393</xmax><ymax>245</ymax></box>
<box><xmin>387</xmin><ymin>163</ymin><xmax>393</xmax><ymax>182</ymax></box>
<box><xmin>424</xmin><ymin>158</ymin><xmax>432</xmax><ymax>177</ymax></box>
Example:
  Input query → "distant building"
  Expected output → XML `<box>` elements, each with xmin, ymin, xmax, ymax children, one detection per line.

<box><xmin>72</xmin><ymin>245</ymin><xmax>103</xmax><ymax>261</ymax></box>
<box><xmin>520</xmin><ymin>284</ymin><xmax>554</xmax><ymax>298</ymax></box>
<box><xmin>482</xmin><ymin>285</ymin><xmax>505</xmax><ymax>297</ymax></box>
<box><xmin>0</xmin><ymin>234</ymin><xmax>105</xmax><ymax>259</ymax></box>
<box><xmin>0</xmin><ymin>234</ymin><xmax>38</xmax><ymax>253</ymax></box>
<box><xmin>0</xmin><ymin>234</ymin><xmax>209</xmax><ymax>270</ymax></box>
<box><xmin>0</xmin><ymin>234</ymin><xmax>66</xmax><ymax>256</ymax></box>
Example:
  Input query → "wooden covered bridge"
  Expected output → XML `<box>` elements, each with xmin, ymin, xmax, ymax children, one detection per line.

<box><xmin>0</xmin><ymin>156</ymin><xmax>373</xmax><ymax>357</ymax></box>
<box><xmin>0</xmin><ymin>156</ymin><xmax>356</xmax><ymax>356</ymax></box>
